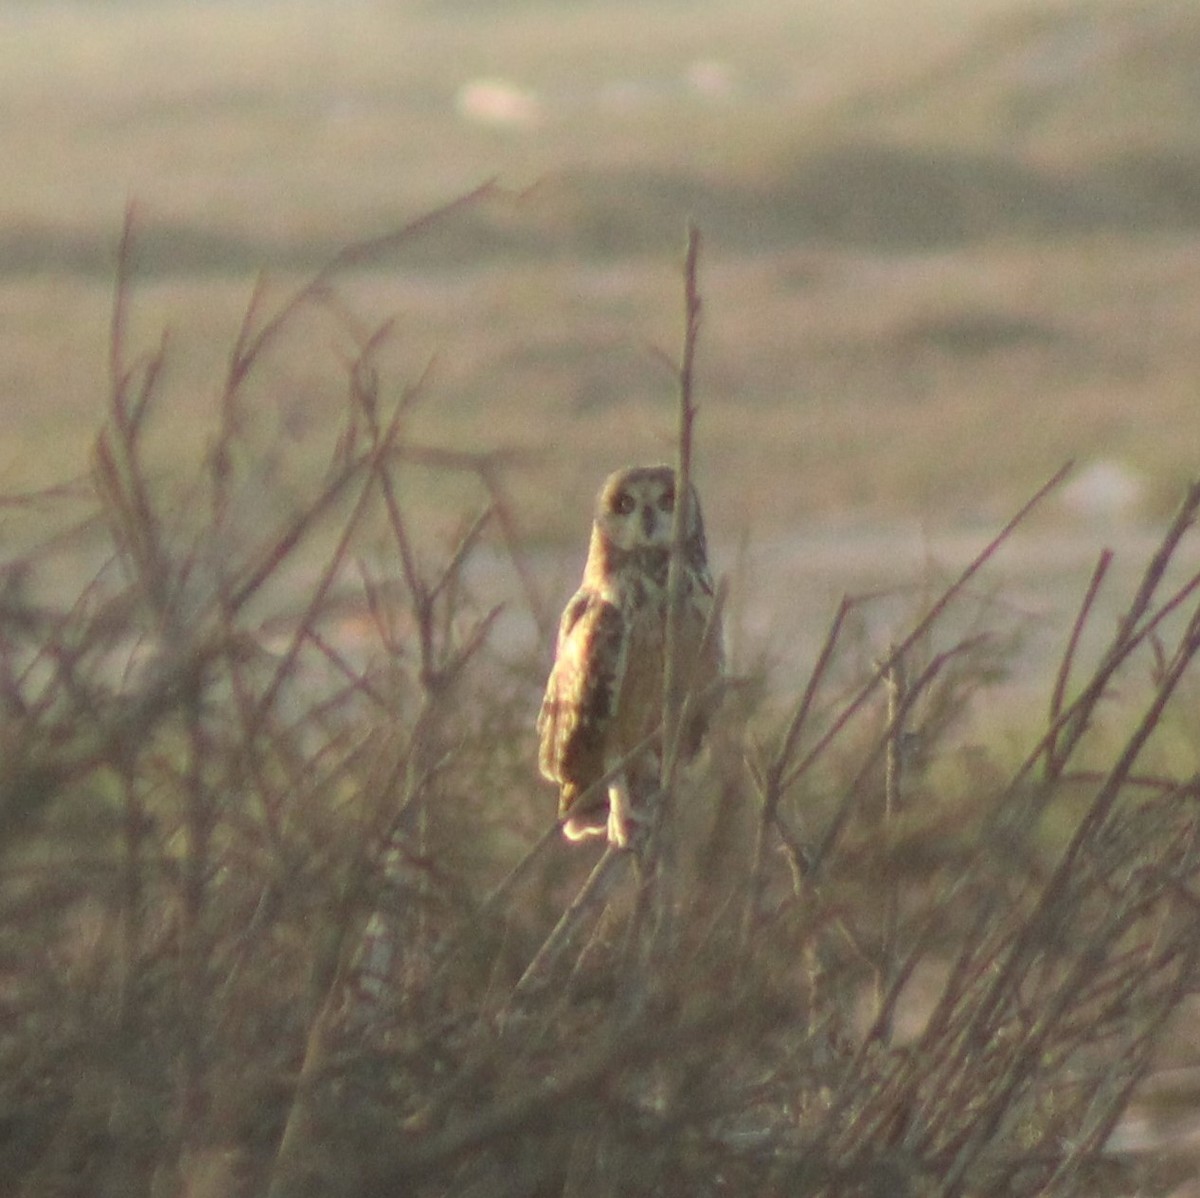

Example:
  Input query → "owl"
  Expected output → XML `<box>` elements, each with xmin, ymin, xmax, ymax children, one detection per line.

<box><xmin>537</xmin><ymin>465</ymin><xmax>722</xmax><ymax>848</ymax></box>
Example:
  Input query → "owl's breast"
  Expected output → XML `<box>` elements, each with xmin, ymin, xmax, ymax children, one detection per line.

<box><xmin>613</xmin><ymin>599</ymin><xmax>666</xmax><ymax>747</ymax></box>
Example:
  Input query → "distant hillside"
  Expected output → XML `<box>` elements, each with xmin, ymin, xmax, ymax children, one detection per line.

<box><xmin>3</xmin><ymin>0</ymin><xmax>1198</xmax><ymax>275</ymax></box>
<box><xmin>844</xmin><ymin>0</ymin><xmax>1200</xmax><ymax>159</ymax></box>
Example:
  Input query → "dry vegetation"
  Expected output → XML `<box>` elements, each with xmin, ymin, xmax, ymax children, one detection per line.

<box><xmin>3</xmin><ymin>204</ymin><xmax>1200</xmax><ymax>1197</ymax></box>
<box><xmin>4</xmin><ymin>1</ymin><xmax>1200</xmax><ymax>1193</ymax></box>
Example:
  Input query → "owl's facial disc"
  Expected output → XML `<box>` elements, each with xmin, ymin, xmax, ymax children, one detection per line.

<box><xmin>626</xmin><ymin>483</ymin><xmax>672</xmax><ymax>546</ymax></box>
<box><xmin>598</xmin><ymin>467</ymin><xmax>686</xmax><ymax>552</ymax></box>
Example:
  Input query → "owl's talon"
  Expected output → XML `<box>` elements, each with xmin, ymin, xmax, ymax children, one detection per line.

<box><xmin>608</xmin><ymin>818</ymin><xmax>629</xmax><ymax>849</ymax></box>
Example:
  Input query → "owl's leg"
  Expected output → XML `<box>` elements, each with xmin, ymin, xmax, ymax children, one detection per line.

<box><xmin>561</xmin><ymin>779</ymin><xmax>612</xmax><ymax>840</ymax></box>
<box><xmin>606</xmin><ymin>775</ymin><xmax>634</xmax><ymax>849</ymax></box>
<box><xmin>612</xmin><ymin>751</ymin><xmax>667</xmax><ymax>849</ymax></box>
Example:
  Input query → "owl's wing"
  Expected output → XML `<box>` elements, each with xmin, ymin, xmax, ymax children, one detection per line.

<box><xmin>537</xmin><ymin>589</ymin><xmax>628</xmax><ymax>814</ymax></box>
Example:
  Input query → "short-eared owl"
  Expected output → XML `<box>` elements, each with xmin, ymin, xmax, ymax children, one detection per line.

<box><xmin>537</xmin><ymin>465</ymin><xmax>722</xmax><ymax>848</ymax></box>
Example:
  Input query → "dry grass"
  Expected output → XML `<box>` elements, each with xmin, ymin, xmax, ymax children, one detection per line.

<box><xmin>4</xmin><ymin>205</ymin><xmax>1200</xmax><ymax>1197</ymax></box>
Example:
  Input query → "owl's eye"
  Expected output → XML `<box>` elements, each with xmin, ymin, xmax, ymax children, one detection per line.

<box><xmin>612</xmin><ymin>491</ymin><xmax>635</xmax><ymax>515</ymax></box>
<box><xmin>658</xmin><ymin>489</ymin><xmax>675</xmax><ymax>514</ymax></box>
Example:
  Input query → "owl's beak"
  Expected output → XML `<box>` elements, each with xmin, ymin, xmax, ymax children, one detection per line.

<box><xmin>641</xmin><ymin>505</ymin><xmax>656</xmax><ymax>538</ymax></box>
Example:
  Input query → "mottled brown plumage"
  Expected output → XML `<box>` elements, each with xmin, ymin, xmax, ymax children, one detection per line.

<box><xmin>537</xmin><ymin>465</ymin><xmax>722</xmax><ymax>848</ymax></box>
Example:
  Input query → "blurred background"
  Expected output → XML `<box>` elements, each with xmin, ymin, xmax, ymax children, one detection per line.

<box><xmin>3</xmin><ymin>0</ymin><xmax>1199</xmax><ymax>670</ymax></box>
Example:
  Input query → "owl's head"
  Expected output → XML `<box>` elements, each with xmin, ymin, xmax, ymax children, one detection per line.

<box><xmin>593</xmin><ymin>464</ymin><xmax>705</xmax><ymax>555</ymax></box>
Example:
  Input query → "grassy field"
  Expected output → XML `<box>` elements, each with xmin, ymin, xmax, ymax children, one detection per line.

<box><xmin>4</xmin><ymin>0</ymin><xmax>1200</xmax><ymax>538</ymax></box>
